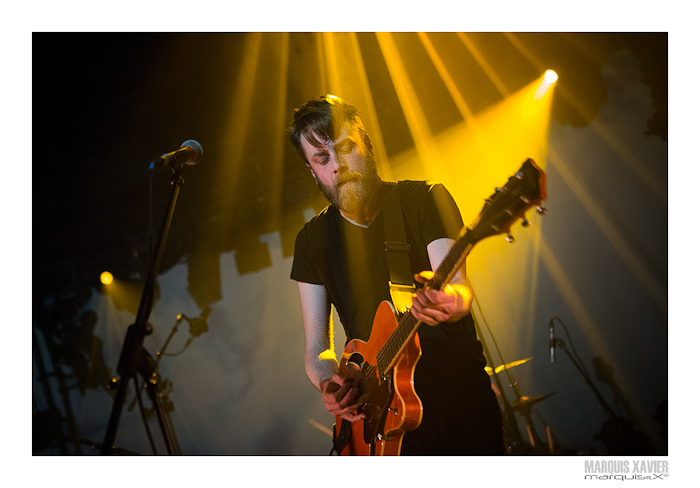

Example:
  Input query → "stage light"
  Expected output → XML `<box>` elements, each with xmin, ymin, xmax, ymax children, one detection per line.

<box><xmin>533</xmin><ymin>70</ymin><xmax>559</xmax><ymax>100</ymax></box>
<box><xmin>100</xmin><ymin>271</ymin><xmax>114</xmax><ymax>285</ymax></box>
<box><xmin>544</xmin><ymin>69</ymin><xmax>558</xmax><ymax>84</ymax></box>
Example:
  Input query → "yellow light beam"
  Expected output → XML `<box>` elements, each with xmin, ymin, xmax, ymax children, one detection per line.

<box><xmin>268</xmin><ymin>32</ymin><xmax>290</xmax><ymax>231</ymax></box>
<box><xmin>320</xmin><ymin>33</ymin><xmax>391</xmax><ymax>178</ymax></box>
<box><xmin>315</xmin><ymin>32</ymin><xmax>328</xmax><ymax>94</ymax></box>
<box><xmin>212</xmin><ymin>32</ymin><xmax>264</xmax><ymax>240</ymax></box>
<box><xmin>223</xmin><ymin>32</ymin><xmax>263</xmax><ymax>177</ymax></box>
<box><xmin>417</xmin><ymin>32</ymin><xmax>475</xmax><ymax>124</ymax></box>
<box><xmin>322</xmin><ymin>32</ymin><xmax>341</xmax><ymax>95</ymax></box>
<box><xmin>457</xmin><ymin>32</ymin><xmax>511</xmax><ymax>98</ymax></box>
<box><xmin>375</xmin><ymin>32</ymin><xmax>439</xmax><ymax>179</ymax></box>
<box><xmin>348</xmin><ymin>32</ymin><xmax>392</xmax><ymax>179</ymax></box>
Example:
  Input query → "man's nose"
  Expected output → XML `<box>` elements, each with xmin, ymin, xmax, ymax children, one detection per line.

<box><xmin>330</xmin><ymin>150</ymin><xmax>347</xmax><ymax>173</ymax></box>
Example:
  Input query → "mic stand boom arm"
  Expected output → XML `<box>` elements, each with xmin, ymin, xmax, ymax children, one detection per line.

<box><xmin>101</xmin><ymin>167</ymin><xmax>187</xmax><ymax>455</ymax></box>
<box><xmin>553</xmin><ymin>338</ymin><xmax>616</xmax><ymax>420</ymax></box>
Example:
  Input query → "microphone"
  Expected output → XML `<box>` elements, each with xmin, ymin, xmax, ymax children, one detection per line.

<box><xmin>151</xmin><ymin>140</ymin><xmax>203</xmax><ymax>168</ymax></box>
<box><xmin>549</xmin><ymin>317</ymin><xmax>556</xmax><ymax>363</ymax></box>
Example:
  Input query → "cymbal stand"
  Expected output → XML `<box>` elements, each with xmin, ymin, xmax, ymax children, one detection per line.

<box><xmin>472</xmin><ymin>318</ymin><xmax>529</xmax><ymax>454</ymax></box>
<box><xmin>509</xmin><ymin>382</ymin><xmax>548</xmax><ymax>453</ymax></box>
<box><xmin>101</xmin><ymin>165</ymin><xmax>187</xmax><ymax>455</ymax></box>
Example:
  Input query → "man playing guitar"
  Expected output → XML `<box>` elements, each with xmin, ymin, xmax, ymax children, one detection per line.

<box><xmin>289</xmin><ymin>95</ymin><xmax>505</xmax><ymax>455</ymax></box>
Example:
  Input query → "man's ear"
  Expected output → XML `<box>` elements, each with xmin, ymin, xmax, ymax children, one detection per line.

<box><xmin>307</xmin><ymin>164</ymin><xmax>319</xmax><ymax>184</ymax></box>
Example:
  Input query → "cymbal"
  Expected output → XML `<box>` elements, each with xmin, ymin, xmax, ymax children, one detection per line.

<box><xmin>511</xmin><ymin>392</ymin><xmax>557</xmax><ymax>412</ymax></box>
<box><xmin>485</xmin><ymin>357</ymin><xmax>533</xmax><ymax>376</ymax></box>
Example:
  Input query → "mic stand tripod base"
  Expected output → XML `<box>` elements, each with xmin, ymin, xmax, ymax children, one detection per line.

<box><xmin>138</xmin><ymin>348</ymin><xmax>175</xmax><ymax>455</ymax></box>
<box><xmin>102</xmin><ymin>332</ymin><xmax>175</xmax><ymax>455</ymax></box>
<box><xmin>101</xmin><ymin>321</ymin><xmax>152</xmax><ymax>455</ymax></box>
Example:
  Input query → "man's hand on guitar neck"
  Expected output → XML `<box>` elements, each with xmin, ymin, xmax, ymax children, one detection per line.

<box><xmin>320</xmin><ymin>373</ymin><xmax>367</xmax><ymax>422</ymax></box>
<box><xmin>411</xmin><ymin>271</ymin><xmax>473</xmax><ymax>326</ymax></box>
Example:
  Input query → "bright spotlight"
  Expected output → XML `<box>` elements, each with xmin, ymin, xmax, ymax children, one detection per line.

<box><xmin>533</xmin><ymin>70</ymin><xmax>559</xmax><ymax>100</ymax></box>
<box><xmin>100</xmin><ymin>271</ymin><xmax>114</xmax><ymax>285</ymax></box>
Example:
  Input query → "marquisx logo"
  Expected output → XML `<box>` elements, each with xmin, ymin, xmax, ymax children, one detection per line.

<box><xmin>584</xmin><ymin>460</ymin><xmax>670</xmax><ymax>480</ymax></box>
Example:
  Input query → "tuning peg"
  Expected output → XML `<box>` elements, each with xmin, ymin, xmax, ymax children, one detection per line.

<box><xmin>505</xmin><ymin>234</ymin><xmax>515</xmax><ymax>243</ymax></box>
<box><xmin>536</xmin><ymin>205</ymin><xmax>546</xmax><ymax>215</ymax></box>
<box><xmin>521</xmin><ymin>218</ymin><xmax>532</xmax><ymax>228</ymax></box>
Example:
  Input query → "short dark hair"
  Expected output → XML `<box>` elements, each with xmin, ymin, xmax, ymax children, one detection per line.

<box><xmin>288</xmin><ymin>95</ymin><xmax>363</xmax><ymax>164</ymax></box>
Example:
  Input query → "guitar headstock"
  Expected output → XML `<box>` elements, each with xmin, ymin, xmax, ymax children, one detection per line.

<box><xmin>467</xmin><ymin>158</ymin><xmax>546</xmax><ymax>245</ymax></box>
<box><xmin>426</xmin><ymin>159</ymin><xmax>547</xmax><ymax>292</ymax></box>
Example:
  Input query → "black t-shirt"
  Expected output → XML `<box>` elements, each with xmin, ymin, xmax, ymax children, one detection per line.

<box><xmin>291</xmin><ymin>180</ymin><xmax>488</xmax><ymax>390</ymax></box>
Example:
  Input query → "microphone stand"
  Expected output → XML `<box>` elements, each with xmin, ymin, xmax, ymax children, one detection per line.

<box><xmin>101</xmin><ymin>165</ymin><xmax>187</xmax><ymax>455</ymax></box>
<box><xmin>551</xmin><ymin>337</ymin><xmax>652</xmax><ymax>455</ymax></box>
<box><xmin>551</xmin><ymin>338</ymin><xmax>617</xmax><ymax>421</ymax></box>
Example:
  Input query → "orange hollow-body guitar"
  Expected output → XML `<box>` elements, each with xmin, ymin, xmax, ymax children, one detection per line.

<box><xmin>335</xmin><ymin>300</ymin><xmax>423</xmax><ymax>455</ymax></box>
<box><xmin>332</xmin><ymin>159</ymin><xmax>547</xmax><ymax>456</ymax></box>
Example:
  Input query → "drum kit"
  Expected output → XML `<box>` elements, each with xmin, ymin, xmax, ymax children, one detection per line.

<box><xmin>485</xmin><ymin>357</ymin><xmax>557</xmax><ymax>454</ymax></box>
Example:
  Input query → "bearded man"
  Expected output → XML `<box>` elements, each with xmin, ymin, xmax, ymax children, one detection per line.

<box><xmin>289</xmin><ymin>95</ymin><xmax>505</xmax><ymax>455</ymax></box>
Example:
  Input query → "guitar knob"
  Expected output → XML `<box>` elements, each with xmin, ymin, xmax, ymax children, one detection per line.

<box><xmin>536</xmin><ymin>205</ymin><xmax>546</xmax><ymax>215</ymax></box>
<box><xmin>505</xmin><ymin>234</ymin><xmax>515</xmax><ymax>243</ymax></box>
<box><xmin>521</xmin><ymin>218</ymin><xmax>532</xmax><ymax>228</ymax></box>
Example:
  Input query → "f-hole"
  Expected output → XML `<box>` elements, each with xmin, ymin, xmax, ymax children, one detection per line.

<box><xmin>348</xmin><ymin>352</ymin><xmax>364</xmax><ymax>369</ymax></box>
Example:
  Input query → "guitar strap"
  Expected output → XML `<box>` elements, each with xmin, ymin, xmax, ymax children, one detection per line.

<box><xmin>383</xmin><ymin>182</ymin><xmax>447</xmax><ymax>341</ymax></box>
<box><xmin>383</xmin><ymin>182</ymin><xmax>416</xmax><ymax>314</ymax></box>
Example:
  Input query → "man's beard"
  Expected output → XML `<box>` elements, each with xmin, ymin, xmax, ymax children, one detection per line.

<box><xmin>317</xmin><ymin>153</ymin><xmax>380</xmax><ymax>215</ymax></box>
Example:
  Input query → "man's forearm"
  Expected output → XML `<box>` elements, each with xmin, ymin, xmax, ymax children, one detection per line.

<box><xmin>305</xmin><ymin>353</ymin><xmax>340</xmax><ymax>392</ymax></box>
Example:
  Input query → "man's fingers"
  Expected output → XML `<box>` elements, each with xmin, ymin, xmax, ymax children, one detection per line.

<box><xmin>336</xmin><ymin>395</ymin><xmax>368</xmax><ymax>422</ymax></box>
<box><xmin>338</xmin><ymin>410</ymin><xmax>365</xmax><ymax>422</ymax></box>
<box><xmin>328</xmin><ymin>396</ymin><xmax>366</xmax><ymax>422</ymax></box>
<box><xmin>337</xmin><ymin>384</ymin><xmax>361</xmax><ymax>408</ymax></box>
<box><xmin>423</xmin><ymin>288</ymin><xmax>455</xmax><ymax>305</ymax></box>
<box><xmin>411</xmin><ymin>307</ymin><xmax>448</xmax><ymax>325</ymax></box>
<box><xmin>413</xmin><ymin>289</ymin><xmax>454</xmax><ymax>312</ymax></box>
<box><xmin>323</xmin><ymin>380</ymin><xmax>353</xmax><ymax>406</ymax></box>
<box><xmin>411</xmin><ymin>289</ymin><xmax>454</xmax><ymax>325</ymax></box>
<box><xmin>322</xmin><ymin>374</ymin><xmax>366</xmax><ymax>418</ymax></box>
